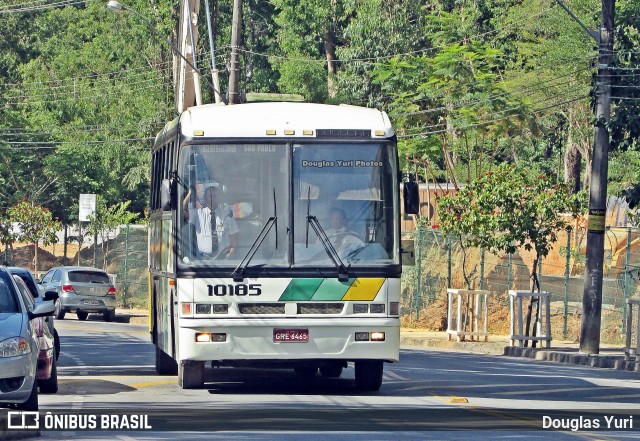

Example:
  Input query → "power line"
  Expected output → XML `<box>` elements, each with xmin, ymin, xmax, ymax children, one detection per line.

<box><xmin>0</xmin><ymin>0</ymin><xmax>86</xmax><ymax>14</ymax></box>
<box><xmin>394</xmin><ymin>65</ymin><xmax>594</xmax><ymax>118</ymax></box>
<box><xmin>0</xmin><ymin>137</ymin><xmax>154</xmax><ymax>149</ymax></box>
<box><xmin>398</xmin><ymin>95</ymin><xmax>589</xmax><ymax>138</ymax></box>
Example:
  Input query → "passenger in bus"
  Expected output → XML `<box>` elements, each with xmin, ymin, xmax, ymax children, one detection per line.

<box><xmin>183</xmin><ymin>183</ymin><xmax>239</xmax><ymax>259</ymax></box>
<box><xmin>319</xmin><ymin>207</ymin><xmax>364</xmax><ymax>259</ymax></box>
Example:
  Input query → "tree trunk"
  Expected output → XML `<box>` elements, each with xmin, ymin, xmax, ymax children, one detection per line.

<box><xmin>34</xmin><ymin>241</ymin><xmax>38</xmax><ymax>275</ymax></box>
<box><xmin>564</xmin><ymin>107</ymin><xmax>582</xmax><ymax>194</ymax></box>
<box><xmin>324</xmin><ymin>30</ymin><xmax>337</xmax><ymax>99</ymax></box>
<box><xmin>564</xmin><ymin>146</ymin><xmax>582</xmax><ymax>194</ymax></box>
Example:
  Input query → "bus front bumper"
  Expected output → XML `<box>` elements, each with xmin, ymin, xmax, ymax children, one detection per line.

<box><xmin>177</xmin><ymin>317</ymin><xmax>400</xmax><ymax>363</ymax></box>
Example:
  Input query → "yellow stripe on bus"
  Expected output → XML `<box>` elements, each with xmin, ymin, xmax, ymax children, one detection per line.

<box><xmin>341</xmin><ymin>278</ymin><xmax>385</xmax><ymax>301</ymax></box>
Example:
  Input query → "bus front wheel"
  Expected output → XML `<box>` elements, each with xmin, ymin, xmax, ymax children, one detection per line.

<box><xmin>354</xmin><ymin>360</ymin><xmax>383</xmax><ymax>392</ymax></box>
<box><xmin>178</xmin><ymin>360</ymin><xmax>204</xmax><ymax>389</ymax></box>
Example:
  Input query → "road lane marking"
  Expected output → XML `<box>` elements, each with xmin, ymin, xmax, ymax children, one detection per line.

<box><xmin>56</xmin><ymin>323</ymin><xmax>149</xmax><ymax>336</ymax></box>
<box><xmin>129</xmin><ymin>380</ymin><xmax>176</xmax><ymax>388</ymax></box>
<box><xmin>384</xmin><ymin>370</ymin><xmax>409</xmax><ymax>381</ymax></box>
<box><xmin>495</xmin><ymin>386</ymin><xmax>618</xmax><ymax>396</ymax></box>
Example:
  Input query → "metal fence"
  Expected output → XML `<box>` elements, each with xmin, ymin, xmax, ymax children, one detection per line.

<box><xmin>402</xmin><ymin>226</ymin><xmax>640</xmax><ymax>343</ymax></box>
<box><xmin>2</xmin><ymin>225</ymin><xmax>149</xmax><ymax>308</ymax></box>
<box><xmin>5</xmin><ymin>222</ymin><xmax>639</xmax><ymax>342</ymax></box>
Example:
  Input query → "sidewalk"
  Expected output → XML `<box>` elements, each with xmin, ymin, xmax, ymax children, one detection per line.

<box><xmin>400</xmin><ymin>328</ymin><xmax>639</xmax><ymax>372</ymax></box>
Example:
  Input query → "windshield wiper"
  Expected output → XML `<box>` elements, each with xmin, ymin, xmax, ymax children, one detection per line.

<box><xmin>231</xmin><ymin>189</ymin><xmax>278</xmax><ymax>282</ymax></box>
<box><xmin>303</xmin><ymin>186</ymin><xmax>349</xmax><ymax>281</ymax></box>
<box><xmin>306</xmin><ymin>215</ymin><xmax>349</xmax><ymax>282</ymax></box>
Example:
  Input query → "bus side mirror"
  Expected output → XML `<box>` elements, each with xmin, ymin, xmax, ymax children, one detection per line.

<box><xmin>160</xmin><ymin>179</ymin><xmax>172</xmax><ymax>211</ymax></box>
<box><xmin>403</xmin><ymin>181</ymin><xmax>420</xmax><ymax>215</ymax></box>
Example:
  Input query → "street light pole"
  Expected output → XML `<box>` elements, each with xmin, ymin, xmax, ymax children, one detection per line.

<box><xmin>106</xmin><ymin>0</ymin><xmax>223</xmax><ymax>104</ymax></box>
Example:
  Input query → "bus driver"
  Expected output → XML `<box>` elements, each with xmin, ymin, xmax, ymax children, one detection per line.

<box><xmin>183</xmin><ymin>183</ymin><xmax>239</xmax><ymax>259</ymax></box>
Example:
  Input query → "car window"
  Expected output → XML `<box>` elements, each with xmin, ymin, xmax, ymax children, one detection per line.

<box><xmin>13</xmin><ymin>276</ymin><xmax>34</xmax><ymax>311</ymax></box>
<box><xmin>41</xmin><ymin>270</ymin><xmax>54</xmax><ymax>284</ymax></box>
<box><xmin>52</xmin><ymin>270</ymin><xmax>62</xmax><ymax>283</ymax></box>
<box><xmin>68</xmin><ymin>271</ymin><xmax>110</xmax><ymax>284</ymax></box>
<box><xmin>14</xmin><ymin>273</ymin><xmax>39</xmax><ymax>299</ymax></box>
<box><xmin>0</xmin><ymin>279</ymin><xmax>19</xmax><ymax>313</ymax></box>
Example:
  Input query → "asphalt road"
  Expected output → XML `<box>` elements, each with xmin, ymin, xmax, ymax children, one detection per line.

<box><xmin>19</xmin><ymin>314</ymin><xmax>640</xmax><ymax>440</ymax></box>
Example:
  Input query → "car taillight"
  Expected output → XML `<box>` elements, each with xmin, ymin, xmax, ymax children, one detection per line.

<box><xmin>62</xmin><ymin>284</ymin><xmax>75</xmax><ymax>293</ymax></box>
<box><xmin>107</xmin><ymin>287</ymin><xmax>116</xmax><ymax>295</ymax></box>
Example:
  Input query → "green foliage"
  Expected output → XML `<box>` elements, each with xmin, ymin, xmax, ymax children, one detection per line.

<box><xmin>373</xmin><ymin>38</ymin><xmax>537</xmax><ymax>181</ymax></box>
<box><xmin>87</xmin><ymin>200</ymin><xmax>139</xmax><ymax>239</ymax></box>
<box><xmin>9</xmin><ymin>201</ymin><xmax>61</xmax><ymax>271</ymax></box>
<box><xmin>87</xmin><ymin>200</ymin><xmax>139</xmax><ymax>270</ymax></box>
<box><xmin>0</xmin><ymin>0</ymin><xmax>639</xmax><ymax>224</ymax></box>
<box><xmin>9</xmin><ymin>202</ymin><xmax>60</xmax><ymax>247</ymax></box>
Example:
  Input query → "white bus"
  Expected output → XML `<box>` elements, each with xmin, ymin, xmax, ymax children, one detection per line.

<box><xmin>149</xmin><ymin>102</ymin><xmax>417</xmax><ymax>391</ymax></box>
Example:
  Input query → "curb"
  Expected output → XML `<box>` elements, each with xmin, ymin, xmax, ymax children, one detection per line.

<box><xmin>400</xmin><ymin>336</ymin><xmax>506</xmax><ymax>355</ymax></box>
<box><xmin>503</xmin><ymin>346</ymin><xmax>639</xmax><ymax>372</ymax></box>
<box><xmin>400</xmin><ymin>335</ymin><xmax>636</xmax><ymax>373</ymax></box>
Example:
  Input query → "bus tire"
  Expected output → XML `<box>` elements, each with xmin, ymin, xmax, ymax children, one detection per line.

<box><xmin>354</xmin><ymin>360</ymin><xmax>383</xmax><ymax>392</ymax></box>
<box><xmin>155</xmin><ymin>346</ymin><xmax>178</xmax><ymax>375</ymax></box>
<box><xmin>293</xmin><ymin>366</ymin><xmax>318</xmax><ymax>378</ymax></box>
<box><xmin>319</xmin><ymin>363</ymin><xmax>344</xmax><ymax>378</ymax></box>
<box><xmin>178</xmin><ymin>361</ymin><xmax>204</xmax><ymax>389</ymax></box>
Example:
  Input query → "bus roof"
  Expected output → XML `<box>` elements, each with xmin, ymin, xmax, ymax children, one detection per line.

<box><xmin>176</xmin><ymin>102</ymin><xmax>394</xmax><ymax>139</ymax></box>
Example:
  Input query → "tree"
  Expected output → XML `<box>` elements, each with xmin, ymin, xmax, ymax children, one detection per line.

<box><xmin>438</xmin><ymin>164</ymin><xmax>584</xmax><ymax>291</ymax></box>
<box><xmin>87</xmin><ymin>200</ymin><xmax>138</xmax><ymax>270</ymax></box>
<box><xmin>438</xmin><ymin>164</ymin><xmax>585</xmax><ymax>342</ymax></box>
<box><xmin>0</xmin><ymin>212</ymin><xmax>17</xmax><ymax>264</ymax></box>
<box><xmin>271</xmin><ymin>0</ymin><xmax>350</xmax><ymax>101</ymax></box>
<box><xmin>373</xmin><ymin>39</ymin><xmax>537</xmax><ymax>185</ymax></box>
<box><xmin>9</xmin><ymin>201</ymin><xmax>61</xmax><ymax>274</ymax></box>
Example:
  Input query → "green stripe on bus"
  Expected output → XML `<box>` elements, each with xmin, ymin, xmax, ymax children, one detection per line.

<box><xmin>311</xmin><ymin>278</ymin><xmax>354</xmax><ymax>300</ymax></box>
<box><xmin>279</xmin><ymin>278</ymin><xmax>324</xmax><ymax>301</ymax></box>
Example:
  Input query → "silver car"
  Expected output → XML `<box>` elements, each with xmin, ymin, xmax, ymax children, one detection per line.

<box><xmin>0</xmin><ymin>266</ymin><xmax>55</xmax><ymax>411</ymax></box>
<box><xmin>8</xmin><ymin>266</ymin><xmax>60</xmax><ymax>360</ymax></box>
<box><xmin>39</xmin><ymin>266</ymin><xmax>117</xmax><ymax>322</ymax></box>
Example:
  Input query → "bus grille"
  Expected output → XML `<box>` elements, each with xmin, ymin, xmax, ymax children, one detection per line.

<box><xmin>238</xmin><ymin>303</ymin><xmax>285</xmax><ymax>314</ymax></box>
<box><xmin>297</xmin><ymin>303</ymin><xmax>344</xmax><ymax>314</ymax></box>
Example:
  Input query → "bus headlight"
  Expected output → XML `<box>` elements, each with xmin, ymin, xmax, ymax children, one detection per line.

<box><xmin>370</xmin><ymin>332</ymin><xmax>385</xmax><ymax>341</ymax></box>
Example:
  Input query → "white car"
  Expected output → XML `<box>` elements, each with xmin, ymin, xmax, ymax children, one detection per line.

<box><xmin>0</xmin><ymin>267</ymin><xmax>55</xmax><ymax>411</ymax></box>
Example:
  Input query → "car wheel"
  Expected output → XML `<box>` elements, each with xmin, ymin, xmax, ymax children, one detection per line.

<box><xmin>54</xmin><ymin>300</ymin><xmax>65</xmax><ymax>320</ymax></box>
<box><xmin>103</xmin><ymin>310</ymin><xmax>116</xmax><ymax>322</ymax></box>
<box><xmin>76</xmin><ymin>311</ymin><xmax>88</xmax><ymax>321</ymax></box>
<box><xmin>39</xmin><ymin>351</ymin><xmax>58</xmax><ymax>394</ymax></box>
<box><xmin>17</xmin><ymin>380</ymin><xmax>38</xmax><ymax>411</ymax></box>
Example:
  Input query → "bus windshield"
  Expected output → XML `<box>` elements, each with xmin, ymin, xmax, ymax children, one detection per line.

<box><xmin>177</xmin><ymin>142</ymin><xmax>399</xmax><ymax>270</ymax></box>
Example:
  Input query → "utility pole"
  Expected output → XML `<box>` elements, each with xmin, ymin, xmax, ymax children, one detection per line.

<box><xmin>579</xmin><ymin>0</ymin><xmax>616</xmax><ymax>354</ymax></box>
<box><xmin>228</xmin><ymin>0</ymin><xmax>242</xmax><ymax>104</ymax></box>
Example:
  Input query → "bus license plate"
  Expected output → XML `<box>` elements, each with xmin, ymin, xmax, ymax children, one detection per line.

<box><xmin>273</xmin><ymin>328</ymin><xmax>309</xmax><ymax>343</ymax></box>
